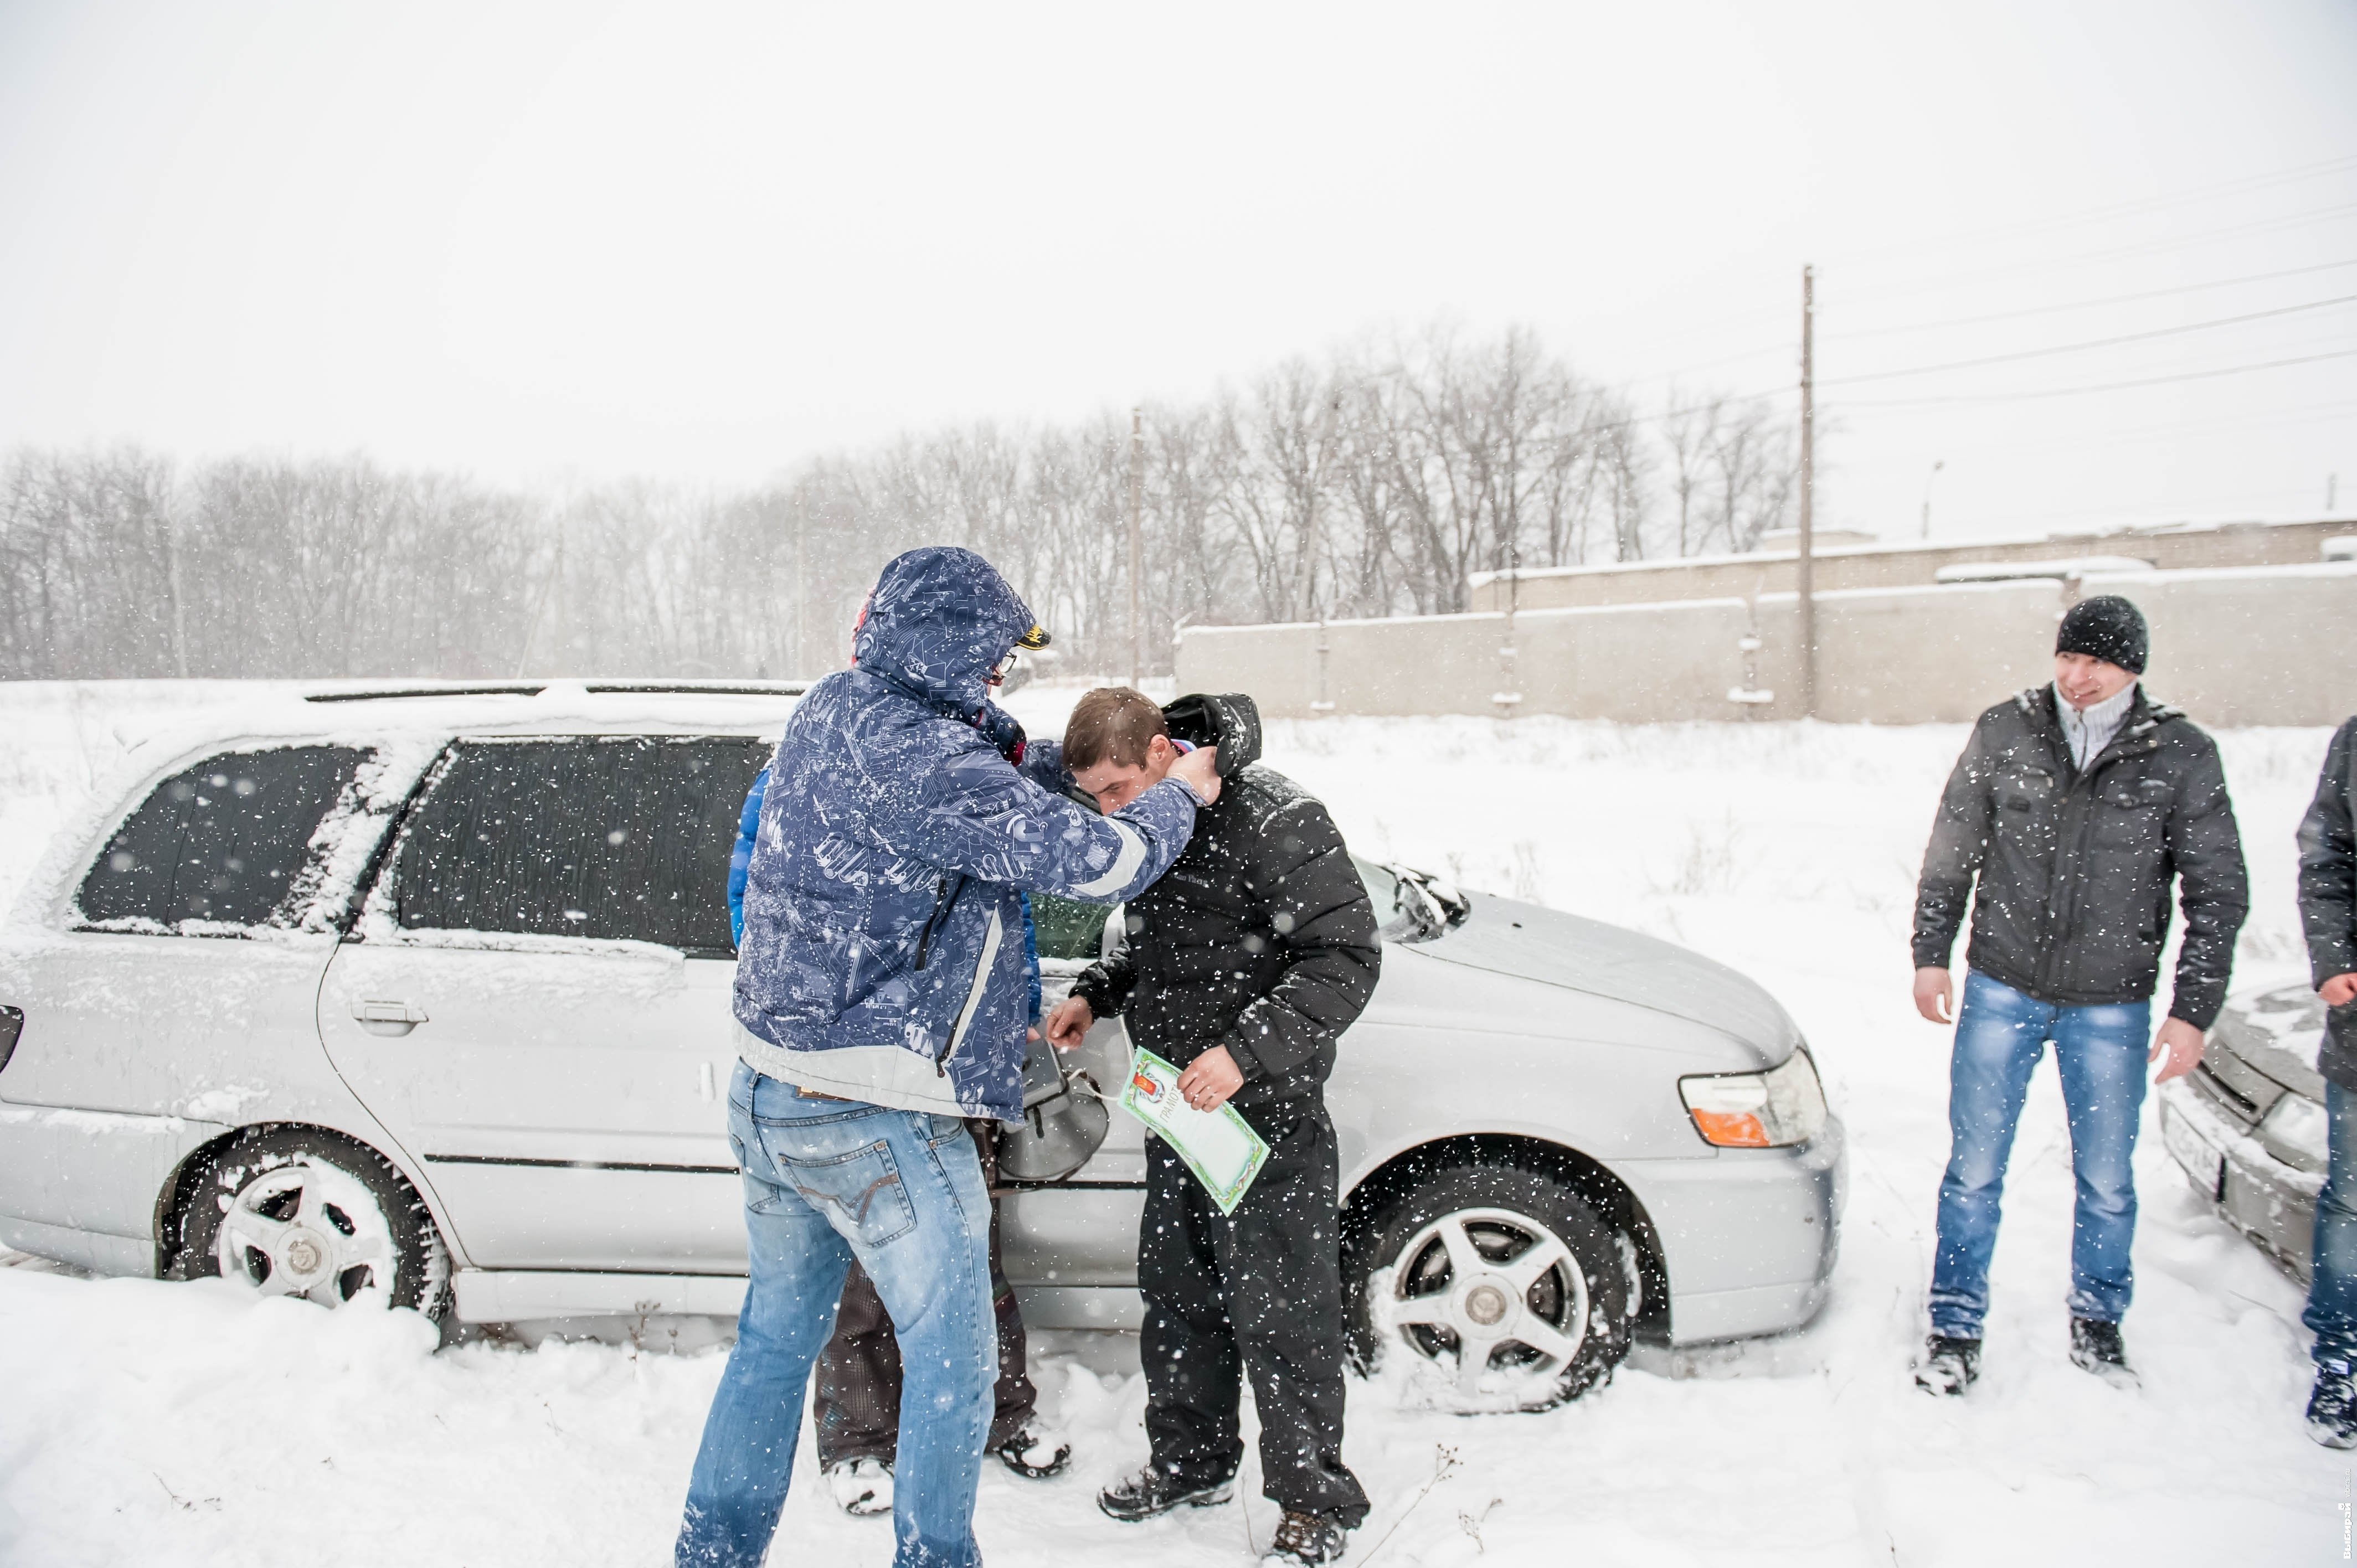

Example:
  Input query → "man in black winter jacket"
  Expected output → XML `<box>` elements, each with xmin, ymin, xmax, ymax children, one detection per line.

<box><xmin>1909</xmin><ymin>595</ymin><xmax>2247</xmax><ymax>1395</ymax></box>
<box><xmin>2297</xmin><ymin>715</ymin><xmax>2357</xmax><ymax>1447</ymax></box>
<box><xmin>1042</xmin><ymin>688</ymin><xmax>1377</xmax><ymax>1568</ymax></box>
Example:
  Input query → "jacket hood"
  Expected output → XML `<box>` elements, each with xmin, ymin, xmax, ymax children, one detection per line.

<box><xmin>855</xmin><ymin>547</ymin><xmax>1042</xmax><ymax>718</ymax></box>
<box><xmin>1164</xmin><ymin>692</ymin><xmax>1262</xmax><ymax>777</ymax></box>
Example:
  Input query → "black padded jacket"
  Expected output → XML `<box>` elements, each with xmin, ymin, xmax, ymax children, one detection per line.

<box><xmin>1071</xmin><ymin>693</ymin><xmax>1380</xmax><ymax>1113</ymax></box>
<box><xmin>1912</xmin><ymin>684</ymin><xmax>2248</xmax><ymax>1028</ymax></box>
<box><xmin>2298</xmin><ymin>716</ymin><xmax>2357</xmax><ymax>1090</ymax></box>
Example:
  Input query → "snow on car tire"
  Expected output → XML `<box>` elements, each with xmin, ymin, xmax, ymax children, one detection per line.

<box><xmin>171</xmin><ymin>1127</ymin><xmax>449</xmax><ymax>1317</ymax></box>
<box><xmin>1350</xmin><ymin>1165</ymin><xmax>1630</xmax><ymax>1412</ymax></box>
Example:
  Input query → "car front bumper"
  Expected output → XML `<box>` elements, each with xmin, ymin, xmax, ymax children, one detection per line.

<box><xmin>1621</xmin><ymin>1110</ymin><xmax>1849</xmax><ymax>1344</ymax></box>
<box><xmin>2158</xmin><ymin>1076</ymin><xmax>2320</xmax><ymax>1282</ymax></box>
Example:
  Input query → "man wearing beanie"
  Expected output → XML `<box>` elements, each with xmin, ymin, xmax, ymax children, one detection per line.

<box><xmin>1908</xmin><ymin>594</ymin><xmax>2248</xmax><ymax>1395</ymax></box>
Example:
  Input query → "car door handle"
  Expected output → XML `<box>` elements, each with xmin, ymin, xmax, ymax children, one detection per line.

<box><xmin>353</xmin><ymin>999</ymin><xmax>429</xmax><ymax>1036</ymax></box>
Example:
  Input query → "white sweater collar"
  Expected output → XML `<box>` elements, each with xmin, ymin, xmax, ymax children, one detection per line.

<box><xmin>2055</xmin><ymin>680</ymin><xmax>2138</xmax><ymax>770</ymax></box>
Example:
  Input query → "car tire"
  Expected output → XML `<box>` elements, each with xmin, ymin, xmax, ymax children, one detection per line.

<box><xmin>1347</xmin><ymin>1164</ymin><xmax>1630</xmax><ymax>1412</ymax></box>
<box><xmin>171</xmin><ymin>1127</ymin><xmax>449</xmax><ymax>1318</ymax></box>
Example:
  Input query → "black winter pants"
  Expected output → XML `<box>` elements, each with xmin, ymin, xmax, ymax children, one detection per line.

<box><xmin>811</xmin><ymin>1121</ymin><xmax>1038</xmax><ymax>1466</ymax></box>
<box><xmin>1140</xmin><ymin>1101</ymin><xmax>1370</xmax><ymax>1528</ymax></box>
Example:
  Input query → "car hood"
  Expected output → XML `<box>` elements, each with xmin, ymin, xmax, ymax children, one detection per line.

<box><xmin>2215</xmin><ymin>983</ymin><xmax>2329</xmax><ymax>1102</ymax></box>
<box><xmin>1411</xmin><ymin>893</ymin><xmax>1799</xmax><ymax>1057</ymax></box>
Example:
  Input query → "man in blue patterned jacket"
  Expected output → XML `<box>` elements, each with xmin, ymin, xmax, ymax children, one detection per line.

<box><xmin>677</xmin><ymin>546</ymin><xmax>1220</xmax><ymax>1568</ymax></box>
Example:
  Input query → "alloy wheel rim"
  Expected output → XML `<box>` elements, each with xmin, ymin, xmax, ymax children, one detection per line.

<box><xmin>1385</xmin><ymin>1205</ymin><xmax>1590</xmax><ymax>1397</ymax></box>
<box><xmin>213</xmin><ymin>1160</ymin><xmax>396</xmax><ymax>1308</ymax></box>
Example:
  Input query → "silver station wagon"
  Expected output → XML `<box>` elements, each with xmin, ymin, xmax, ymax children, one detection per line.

<box><xmin>0</xmin><ymin>683</ymin><xmax>1845</xmax><ymax>1412</ymax></box>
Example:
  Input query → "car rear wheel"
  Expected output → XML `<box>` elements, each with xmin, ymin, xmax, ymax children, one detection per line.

<box><xmin>1349</xmin><ymin>1165</ymin><xmax>1630</xmax><ymax>1412</ymax></box>
<box><xmin>172</xmin><ymin>1128</ymin><xmax>448</xmax><ymax>1317</ymax></box>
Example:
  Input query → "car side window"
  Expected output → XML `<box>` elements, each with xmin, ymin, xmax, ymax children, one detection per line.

<box><xmin>1029</xmin><ymin>893</ymin><xmax>1110</xmax><ymax>961</ymax></box>
<box><xmin>390</xmin><ymin>736</ymin><xmax>769</xmax><ymax>955</ymax></box>
<box><xmin>77</xmin><ymin>746</ymin><xmax>370</xmax><ymax>932</ymax></box>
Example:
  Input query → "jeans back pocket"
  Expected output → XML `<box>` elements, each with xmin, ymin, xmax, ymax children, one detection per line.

<box><xmin>783</xmin><ymin>1138</ymin><xmax>918</xmax><ymax>1247</ymax></box>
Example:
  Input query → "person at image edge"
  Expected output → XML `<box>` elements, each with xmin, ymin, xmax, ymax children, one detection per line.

<box><xmin>2296</xmin><ymin>712</ymin><xmax>2357</xmax><ymax>1447</ymax></box>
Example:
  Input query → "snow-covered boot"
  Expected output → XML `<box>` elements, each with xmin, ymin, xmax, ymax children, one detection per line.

<box><xmin>993</xmin><ymin>1425</ymin><xmax>1072</xmax><ymax>1479</ymax></box>
<box><xmin>2068</xmin><ymin>1316</ymin><xmax>2137</xmax><ymax>1387</ymax></box>
<box><xmin>1267</xmin><ymin>1510</ymin><xmax>1349</xmax><ymax>1565</ymax></box>
<box><xmin>2309</xmin><ymin>1365</ymin><xmax>2357</xmax><ymax>1449</ymax></box>
<box><xmin>826</xmin><ymin>1458</ymin><xmax>893</xmax><ymax>1517</ymax></box>
<box><xmin>1097</xmin><ymin>1464</ymin><xmax>1234</xmax><ymax>1521</ymax></box>
<box><xmin>1912</xmin><ymin>1334</ymin><xmax>1980</xmax><ymax>1396</ymax></box>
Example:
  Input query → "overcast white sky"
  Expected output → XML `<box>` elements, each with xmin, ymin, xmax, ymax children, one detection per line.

<box><xmin>1</xmin><ymin>0</ymin><xmax>2352</xmax><ymax>541</ymax></box>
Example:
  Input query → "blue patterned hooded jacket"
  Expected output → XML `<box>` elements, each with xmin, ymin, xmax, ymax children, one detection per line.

<box><xmin>731</xmin><ymin>546</ymin><xmax>1200</xmax><ymax>1121</ymax></box>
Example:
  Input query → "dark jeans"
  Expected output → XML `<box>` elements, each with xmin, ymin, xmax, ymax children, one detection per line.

<box><xmin>1139</xmin><ymin>1101</ymin><xmax>1369</xmax><ymax>1529</ymax></box>
<box><xmin>1928</xmin><ymin>970</ymin><xmax>2151</xmax><ymax>1338</ymax></box>
<box><xmin>2307</xmin><ymin>1080</ymin><xmax>2357</xmax><ymax>1371</ymax></box>
<box><xmin>814</xmin><ymin>1121</ymin><xmax>1039</xmax><ymax>1465</ymax></box>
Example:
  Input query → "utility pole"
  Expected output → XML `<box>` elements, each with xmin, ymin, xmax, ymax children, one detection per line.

<box><xmin>1920</xmin><ymin>459</ymin><xmax>1944</xmax><ymax>540</ymax></box>
<box><xmin>1127</xmin><ymin>407</ymin><xmax>1145</xmax><ymax>688</ymax></box>
<box><xmin>1797</xmin><ymin>264</ymin><xmax>1817</xmax><ymax>719</ymax></box>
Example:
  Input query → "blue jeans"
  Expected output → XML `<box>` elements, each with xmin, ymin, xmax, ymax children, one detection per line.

<box><xmin>2306</xmin><ymin>1081</ymin><xmax>2357</xmax><ymax>1371</ymax></box>
<box><xmin>677</xmin><ymin>1061</ymin><xmax>997</xmax><ymax>1568</ymax></box>
<box><xmin>1927</xmin><ymin>971</ymin><xmax>2152</xmax><ymax>1338</ymax></box>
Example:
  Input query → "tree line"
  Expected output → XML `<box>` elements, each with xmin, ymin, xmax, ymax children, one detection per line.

<box><xmin>0</xmin><ymin>324</ymin><xmax>1799</xmax><ymax>682</ymax></box>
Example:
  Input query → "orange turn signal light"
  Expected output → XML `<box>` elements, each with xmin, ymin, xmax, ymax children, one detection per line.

<box><xmin>1689</xmin><ymin>1109</ymin><xmax>1772</xmax><ymax>1148</ymax></box>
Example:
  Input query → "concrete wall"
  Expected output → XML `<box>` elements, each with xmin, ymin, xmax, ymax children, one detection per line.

<box><xmin>1464</xmin><ymin>517</ymin><xmax>2354</xmax><ymax>612</ymax></box>
<box><xmin>1177</xmin><ymin>561</ymin><xmax>2357</xmax><ymax>727</ymax></box>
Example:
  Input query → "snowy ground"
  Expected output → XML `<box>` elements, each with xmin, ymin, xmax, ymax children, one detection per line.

<box><xmin>1</xmin><ymin>679</ymin><xmax>2350</xmax><ymax>1566</ymax></box>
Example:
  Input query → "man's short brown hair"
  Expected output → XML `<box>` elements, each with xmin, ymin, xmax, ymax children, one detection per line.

<box><xmin>1064</xmin><ymin>687</ymin><xmax>1168</xmax><ymax>771</ymax></box>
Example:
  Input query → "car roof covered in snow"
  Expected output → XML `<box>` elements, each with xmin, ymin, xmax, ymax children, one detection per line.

<box><xmin>6</xmin><ymin>679</ymin><xmax>805</xmax><ymax>930</ymax></box>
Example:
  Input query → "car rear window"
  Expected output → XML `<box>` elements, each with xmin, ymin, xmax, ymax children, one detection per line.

<box><xmin>78</xmin><ymin>746</ymin><xmax>370</xmax><ymax>931</ymax></box>
<box><xmin>390</xmin><ymin>736</ymin><xmax>769</xmax><ymax>955</ymax></box>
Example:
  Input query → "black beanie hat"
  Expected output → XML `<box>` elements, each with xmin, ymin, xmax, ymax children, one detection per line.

<box><xmin>2056</xmin><ymin>594</ymin><xmax>2148</xmax><ymax>674</ymax></box>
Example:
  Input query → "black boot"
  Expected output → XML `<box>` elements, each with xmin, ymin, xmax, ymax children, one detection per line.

<box><xmin>993</xmin><ymin>1426</ymin><xmax>1072</xmax><ymax>1479</ymax></box>
<box><xmin>2310</xmin><ymin>1364</ymin><xmax>2357</xmax><ymax>1449</ymax></box>
<box><xmin>2068</xmin><ymin>1316</ymin><xmax>2137</xmax><ymax>1386</ymax></box>
<box><xmin>1098</xmin><ymin>1464</ymin><xmax>1235</xmax><ymax>1522</ymax></box>
<box><xmin>1913</xmin><ymin>1334</ymin><xmax>1980</xmax><ymax>1396</ymax></box>
<box><xmin>1267</xmin><ymin>1510</ymin><xmax>1349</xmax><ymax>1565</ymax></box>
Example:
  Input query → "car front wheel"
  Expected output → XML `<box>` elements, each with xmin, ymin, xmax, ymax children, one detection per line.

<box><xmin>1350</xmin><ymin>1165</ymin><xmax>1631</xmax><ymax>1412</ymax></box>
<box><xmin>172</xmin><ymin>1128</ymin><xmax>449</xmax><ymax>1317</ymax></box>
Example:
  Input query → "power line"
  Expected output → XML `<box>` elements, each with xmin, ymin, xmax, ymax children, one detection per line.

<box><xmin>1824</xmin><ymin>259</ymin><xmax>2357</xmax><ymax>342</ymax></box>
<box><xmin>1881</xmin><ymin>398</ymin><xmax>2357</xmax><ymax>459</ymax></box>
<box><xmin>1627</xmin><ymin>340</ymin><xmax>1795</xmax><ymax>388</ymax></box>
<box><xmin>1825</xmin><ymin>200</ymin><xmax>2357</xmax><ymax>306</ymax></box>
<box><xmin>1818</xmin><ymin>152</ymin><xmax>2357</xmax><ymax>268</ymax></box>
<box><xmin>1832</xmin><ymin>348</ymin><xmax>2357</xmax><ymax>408</ymax></box>
<box><xmin>1821</xmin><ymin>293</ymin><xmax>2357</xmax><ymax>386</ymax></box>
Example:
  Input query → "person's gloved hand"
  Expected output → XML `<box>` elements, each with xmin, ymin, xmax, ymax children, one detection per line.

<box><xmin>974</xmin><ymin>702</ymin><xmax>1026</xmax><ymax>762</ymax></box>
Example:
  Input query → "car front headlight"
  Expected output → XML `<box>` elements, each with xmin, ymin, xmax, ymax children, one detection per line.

<box><xmin>1680</xmin><ymin>1050</ymin><xmax>1828</xmax><ymax>1149</ymax></box>
<box><xmin>2261</xmin><ymin>1092</ymin><xmax>2330</xmax><ymax>1171</ymax></box>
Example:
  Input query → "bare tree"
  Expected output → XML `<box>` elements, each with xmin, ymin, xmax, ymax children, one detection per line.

<box><xmin>0</xmin><ymin>321</ymin><xmax>1802</xmax><ymax>682</ymax></box>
